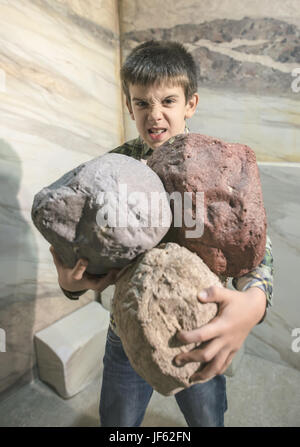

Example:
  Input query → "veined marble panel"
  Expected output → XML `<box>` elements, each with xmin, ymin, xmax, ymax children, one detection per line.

<box><xmin>35</xmin><ymin>0</ymin><xmax>120</xmax><ymax>32</ymax></box>
<box><xmin>120</xmin><ymin>3</ymin><xmax>300</xmax><ymax>161</ymax></box>
<box><xmin>189</xmin><ymin>88</ymin><xmax>300</xmax><ymax>162</ymax></box>
<box><xmin>120</xmin><ymin>0</ymin><xmax>300</xmax><ymax>32</ymax></box>
<box><xmin>0</xmin><ymin>0</ymin><xmax>121</xmax><ymax>394</ymax></box>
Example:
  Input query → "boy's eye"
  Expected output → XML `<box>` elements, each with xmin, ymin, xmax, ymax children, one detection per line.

<box><xmin>163</xmin><ymin>98</ymin><xmax>175</xmax><ymax>105</ymax></box>
<box><xmin>136</xmin><ymin>101</ymin><xmax>148</xmax><ymax>108</ymax></box>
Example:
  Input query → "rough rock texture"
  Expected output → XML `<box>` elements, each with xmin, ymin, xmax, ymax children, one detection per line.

<box><xmin>112</xmin><ymin>242</ymin><xmax>223</xmax><ymax>396</ymax></box>
<box><xmin>31</xmin><ymin>153</ymin><xmax>171</xmax><ymax>275</ymax></box>
<box><xmin>147</xmin><ymin>133</ymin><xmax>267</xmax><ymax>278</ymax></box>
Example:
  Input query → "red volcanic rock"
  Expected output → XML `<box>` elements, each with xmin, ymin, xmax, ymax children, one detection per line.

<box><xmin>147</xmin><ymin>133</ymin><xmax>267</xmax><ymax>278</ymax></box>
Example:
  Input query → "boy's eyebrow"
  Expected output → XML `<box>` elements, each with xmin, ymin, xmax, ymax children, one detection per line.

<box><xmin>132</xmin><ymin>94</ymin><xmax>180</xmax><ymax>102</ymax></box>
<box><xmin>132</xmin><ymin>97</ymin><xmax>147</xmax><ymax>102</ymax></box>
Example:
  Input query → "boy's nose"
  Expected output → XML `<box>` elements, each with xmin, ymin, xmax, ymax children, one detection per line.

<box><xmin>148</xmin><ymin>105</ymin><xmax>163</xmax><ymax>122</ymax></box>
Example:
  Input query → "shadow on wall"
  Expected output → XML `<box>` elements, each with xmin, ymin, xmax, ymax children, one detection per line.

<box><xmin>0</xmin><ymin>139</ymin><xmax>38</xmax><ymax>396</ymax></box>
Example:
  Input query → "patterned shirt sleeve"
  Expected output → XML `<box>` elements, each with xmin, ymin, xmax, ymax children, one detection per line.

<box><xmin>108</xmin><ymin>137</ymin><xmax>152</xmax><ymax>160</ymax></box>
<box><xmin>232</xmin><ymin>234</ymin><xmax>274</xmax><ymax>318</ymax></box>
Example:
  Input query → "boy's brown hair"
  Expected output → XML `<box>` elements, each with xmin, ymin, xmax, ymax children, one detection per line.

<box><xmin>121</xmin><ymin>40</ymin><xmax>198</xmax><ymax>104</ymax></box>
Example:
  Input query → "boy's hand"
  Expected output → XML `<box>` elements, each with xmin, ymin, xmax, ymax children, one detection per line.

<box><xmin>49</xmin><ymin>245</ymin><xmax>120</xmax><ymax>293</ymax></box>
<box><xmin>174</xmin><ymin>286</ymin><xmax>267</xmax><ymax>381</ymax></box>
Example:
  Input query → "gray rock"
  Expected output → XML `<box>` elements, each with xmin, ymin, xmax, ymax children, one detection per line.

<box><xmin>112</xmin><ymin>242</ymin><xmax>223</xmax><ymax>396</ymax></box>
<box><xmin>31</xmin><ymin>153</ymin><xmax>171</xmax><ymax>275</ymax></box>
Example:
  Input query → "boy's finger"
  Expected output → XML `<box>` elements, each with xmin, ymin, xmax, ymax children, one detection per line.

<box><xmin>175</xmin><ymin>338</ymin><xmax>222</xmax><ymax>367</ymax></box>
<box><xmin>72</xmin><ymin>259</ymin><xmax>88</xmax><ymax>280</ymax></box>
<box><xmin>91</xmin><ymin>269</ymin><xmax>120</xmax><ymax>292</ymax></box>
<box><xmin>176</xmin><ymin>316</ymin><xmax>223</xmax><ymax>345</ymax></box>
<box><xmin>197</xmin><ymin>285</ymin><xmax>227</xmax><ymax>304</ymax></box>
<box><xmin>107</xmin><ymin>268</ymin><xmax>122</xmax><ymax>282</ymax></box>
<box><xmin>94</xmin><ymin>277</ymin><xmax>114</xmax><ymax>292</ymax></box>
<box><xmin>190</xmin><ymin>348</ymin><xmax>229</xmax><ymax>381</ymax></box>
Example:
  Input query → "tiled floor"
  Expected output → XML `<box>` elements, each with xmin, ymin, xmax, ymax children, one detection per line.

<box><xmin>0</xmin><ymin>352</ymin><xmax>299</xmax><ymax>427</ymax></box>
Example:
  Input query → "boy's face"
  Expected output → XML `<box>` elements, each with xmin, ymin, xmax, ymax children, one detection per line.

<box><xmin>126</xmin><ymin>81</ymin><xmax>199</xmax><ymax>149</ymax></box>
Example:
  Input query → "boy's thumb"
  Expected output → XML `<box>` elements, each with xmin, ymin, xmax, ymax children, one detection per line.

<box><xmin>197</xmin><ymin>285</ymin><xmax>227</xmax><ymax>303</ymax></box>
<box><xmin>72</xmin><ymin>260</ymin><xmax>88</xmax><ymax>280</ymax></box>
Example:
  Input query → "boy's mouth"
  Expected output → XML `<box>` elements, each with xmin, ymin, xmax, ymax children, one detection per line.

<box><xmin>148</xmin><ymin>128</ymin><xmax>167</xmax><ymax>141</ymax></box>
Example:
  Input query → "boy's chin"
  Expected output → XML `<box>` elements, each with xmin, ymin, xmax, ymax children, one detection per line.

<box><xmin>145</xmin><ymin>133</ymin><xmax>170</xmax><ymax>149</ymax></box>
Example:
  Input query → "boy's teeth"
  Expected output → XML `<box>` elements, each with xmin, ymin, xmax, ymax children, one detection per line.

<box><xmin>150</xmin><ymin>129</ymin><xmax>165</xmax><ymax>134</ymax></box>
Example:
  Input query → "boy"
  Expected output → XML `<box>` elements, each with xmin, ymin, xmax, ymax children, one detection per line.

<box><xmin>50</xmin><ymin>41</ymin><xmax>273</xmax><ymax>427</ymax></box>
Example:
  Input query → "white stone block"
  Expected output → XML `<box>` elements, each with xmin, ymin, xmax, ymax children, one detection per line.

<box><xmin>95</xmin><ymin>285</ymin><xmax>114</xmax><ymax>312</ymax></box>
<box><xmin>34</xmin><ymin>302</ymin><xmax>110</xmax><ymax>399</ymax></box>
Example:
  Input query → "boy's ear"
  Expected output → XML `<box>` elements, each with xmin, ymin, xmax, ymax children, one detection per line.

<box><xmin>126</xmin><ymin>98</ymin><xmax>135</xmax><ymax>121</ymax></box>
<box><xmin>185</xmin><ymin>93</ymin><xmax>199</xmax><ymax>119</ymax></box>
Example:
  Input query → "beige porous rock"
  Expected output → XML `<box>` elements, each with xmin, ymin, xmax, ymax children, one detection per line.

<box><xmin>112</xmin><ymin>242</ymin><xmax>223</xmax><ymax>396</ymax></box>
<box><xmin>147</xmin><ymin>133</ymin><xmax>267</xmax><ymax>278</ymax></box>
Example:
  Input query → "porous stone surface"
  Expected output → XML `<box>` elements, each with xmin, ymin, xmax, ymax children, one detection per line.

<box><xmin>34</xmin><ymin>302</ymin><xmax>110</xmax><ymax>399</ymax></box>
<box><xmin>147</xmin><ymin>133</ymin><xmax>267</xmax><ymax>278</ymax></box>
<box><xmin>112</xmin><ymin>242</ymin><xmax>223</xmax><ymax>396</ymax></box>
<box><xmin>31</xmin><ymin>153</ymin><xmax>171</xmax><ymax>275</ymax></box>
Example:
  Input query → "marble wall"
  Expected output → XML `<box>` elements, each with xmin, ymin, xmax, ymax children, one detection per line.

<box><xmin>119</xmin><ymin>0</ymin><xmax>300</xmax><ymax>374</ymax></box>
<box><xmin>0</xmin><ymin>0</ymin><xmax>122</xmax><ymax>395</ymax></box>
<box><xmin>120</xmin><ymin>0</ymin><xmax>300</xmax><ymax>162</ymax></box>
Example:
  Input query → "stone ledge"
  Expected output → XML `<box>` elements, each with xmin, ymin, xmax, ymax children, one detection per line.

<box><xmin>34</xmin><ymin>302</ymin><xmax>110</xmax><ymax>399</ymax></box>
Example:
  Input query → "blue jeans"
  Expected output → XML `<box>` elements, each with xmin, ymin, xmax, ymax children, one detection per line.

<box><xmin>100</xmin><ymin>326</ymin><xmax>227</xmax><ymax>427</ymax></box>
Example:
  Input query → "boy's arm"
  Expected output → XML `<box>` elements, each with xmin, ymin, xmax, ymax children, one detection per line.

<box><xmin>174</xmin><ymin>235</ymin><xmax>274</xmax><ymax>380</ymax></box>
<box><xmin>231</xmin><ymin>234</ymin><xmax>274</xmax><ymax>322</ymax></box>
